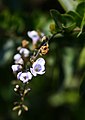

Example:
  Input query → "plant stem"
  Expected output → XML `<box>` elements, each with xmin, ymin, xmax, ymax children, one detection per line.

<box><xmin>58</xmin><ymin>0</ymin><xmax>78</xmax><ymax>12</ymax></box>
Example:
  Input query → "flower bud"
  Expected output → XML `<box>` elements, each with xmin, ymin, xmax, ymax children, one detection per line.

<box><xmin>18</xmin><ymin>109</ymin><xmax>22</xmax><ymax>116</ymax></box>
<box><xmin>12</xmin><ymin>105</ymin><xmax>21</xmax><ymax>111</ymax></box>
<box><xmin>22</xmin><ymin>104</ymin><xmax>28</xmax><ymax>111</ymax></box>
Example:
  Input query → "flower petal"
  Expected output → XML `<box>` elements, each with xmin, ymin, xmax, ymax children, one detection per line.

<box><xmin>36</xmin><ymin>58</ymin><xmax>45</xmax><ymax>65</ymax></box>
<box><xmin>37</xmin><ymin>71</ymin><xmax>45</xmax><ymax>75</ymax></box>
<box><xmin>15</xmin><ymin>58</ymin><xmax>24</xmax><ymax>65</ymax></box>
<box><xmin>17</xmin><ymin>72</ymin><xmax>32</xmax><ymax>83</ymax></box>
<box><xmin>27</xmin><ymin>30</ymin><xmax>38</xmax><ymax>38</ymax></box>
<box><xmin>27</xmin><ymin>30</ymin><xmax>40</xmax><ymax>44</ymax></box>
<box><xmin>19</xmin><ymin>48</ymin><xmax>30</xmax><ymax>57</ymax></box>
<box><xmin>14</xmin><ymin>54</ymin><xmax>21</xmax><ymax>61</ymax></box>
<box><xmin>11</xmin><ymin>65</ymin><xmax>22</xmax><ymax>72</ymax></box>
<box><xmin>27</xmin><ymin>72</ymin><xmax>32</xmax><ymax>80</ymax></box>
<box><xmin>17</xmin><ymin>72</ymin><xmax>22</xmax><ymax>79</ymax></box>
<box><xmin>30</xmin><ymin>68</ymin><xmax>37</xmax><ymax>76</ymax></box>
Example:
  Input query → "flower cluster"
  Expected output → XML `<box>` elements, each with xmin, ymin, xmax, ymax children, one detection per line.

<box><xmin>12</xmin><ymin>57</ymin><xmax>45</xmax><ymax>83</ymax></box>
<box><xmin>11</xmin><ymin>30</ymin><xmax>48</xmax><ymax>115</ymax></box>
<box><xmin>11</xmin><ymin>30</ymin><xmax>46</xmax><ymax>83</ymax></box>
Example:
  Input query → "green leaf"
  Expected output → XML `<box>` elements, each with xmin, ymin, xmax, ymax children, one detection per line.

<box><xmin>50</xmin><ymin>9</ymin><xmax>63</xmax><ymax>32</ymax></box>
<box><xmin>62</xmin><ymin>14</ymin><xmax>76</xmax><ymax>31</ymax></box>
<box><xmin>76</xmin><ymin>2</ymin><xmax>85</xmax><ymax>18</ymax></box>
<box><xmin>50</xmin><ymin>9</ymin><xmax>76</xmax><ymax>32</ymax></box>
<box><xmin>67</xmin><ymin>11</ymin><xmax>81</xmax><ymax>27</ymax></box>
<box><xmin>77</xmin><ymin>13</ymin><xmax>85</xmax><ymax>37</ymax></box>
<box><xmin>76</xmin><ymin>2</ymin><xmax>85</xmax><ymax>36</ymax></box>
<box><xmin>58</xmin><ymin>0</ymin><xmax>78</xmax><ymax>12</ymax></box>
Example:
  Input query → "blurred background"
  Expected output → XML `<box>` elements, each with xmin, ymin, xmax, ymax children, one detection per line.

<box><xmin>0</xmin><ymin>0</ymin><xmax>85</xmax><ymax>120</ymax></box>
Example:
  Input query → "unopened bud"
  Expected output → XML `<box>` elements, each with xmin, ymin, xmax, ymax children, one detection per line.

<box><xmin>22</xmin><ymin>40</ymin><xmax>29</xmax><ymax>48</ymax></box>
<box><xmin>14</xmin><ymin>88</ymin><xmax>17</xmax><ymax>92</ymax></box>
<box><xmin>16</xmin><ymin>85</ymin><xmax>19</xmax><ymax>89</ymax></box>
<box><xmin>13</xmin><ymin>105</ymin><xmax>21</xmax><ymax>111</ymax></box>
<box><xmin>24</xmin><ymin>88</ymin><xmax>31</xmax><ymax>95</ymax></box>
<box><xmin>22</xmin><ymin>104</ymin><xmax>28</xmax><ymax>111</ymax></box>
<box><xmin>41</xmin><ymin>36</ymin><xmax>47</xmax><ymax>42</ymax></box>
<box><xmin>18</xmin><ymin>109</ymin><xmax>22</xmax><ymax>116</ymax></box>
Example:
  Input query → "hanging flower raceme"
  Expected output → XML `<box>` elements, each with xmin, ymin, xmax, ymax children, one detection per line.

<box><xmin>11</xmin><ymin>30</ymin><xmax>48</xmax><ymax>116</ymax></box>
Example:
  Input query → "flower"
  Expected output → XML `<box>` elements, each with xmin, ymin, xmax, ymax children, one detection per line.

<box><xmin>11</xmin><ymin>65</ymin><xmax>22</xmax><ymax>72</ymax></box>
<box><xmin>14</xmin><ymin>54</ymin><xmax>21</xmax><ymax>61</ymax></box>
<box><xmin>15</xmin><ymin>58</ymin><xmax>24</xmax><ymax>65</ymax></box>
<box><xmin>13</xmin><ymin>53</ymin><xmax>24</xmax><ymax>65</ymax></box>
<box><xmin>17</xmin><ymin>71</ymin><xmax>32</xmax><ymax>83</ymax></box>
<box><xmin>30</xmin><ymin>58</ymin><xmax>45</xmax><ymax>76</ymax></box>
<box><xmin>19</xmin><ymin>48</ymin><xmax>30</xmax><ymax>57</ymax></box>
<box><xmin>27</xmin><ymin>30</ymin><xmax>44</xmax><ymax>44</ymax></box>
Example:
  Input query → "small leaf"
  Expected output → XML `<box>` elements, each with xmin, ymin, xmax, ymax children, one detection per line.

<box><xmin>77</xmin><ymin>13</ymin><xmax>85</xmax><ymax>37</ymax></box>
<box><xmin>49</xmin><ymin>23</ymin><xmax>56</xmax><ymax>34</ymax></box>
<box><xmin>76</xmin><ymin>2</ymin><xmax>85</xmax><ymax>18</ymax></box>
<box><xmin>76</xmin><ymin>2</ymin><xmax>85</xmax><ymax>37</ymax></box>
<box><xmin>67</xmin><ymin>11</ymin><xmax>81</xmax><ymax>27</ymax></box>
<box><xmin>61</xmin><ymin>14</ymin><xmax>76</xmax><ymax>31</ymax></box>
<box><xmin>50</xmin><ymin>9</ymin><xmax>63</xmax><ymax>31</ymax></box>
<box><xmin>50</xmin><ymin>9</ymin><xmax>76</xmax><ymax>32</ymax></box>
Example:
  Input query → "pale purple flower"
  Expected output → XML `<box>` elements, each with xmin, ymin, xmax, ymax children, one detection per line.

<box><xmin>15</xmin><ymin>58</ymin><xmax>24</xmax><ymax>65</ymax></box>
<box><xmin>19</xmin><ymin>48</ymin><xmax>30</xmax><ymax>57</ymax></box>
<box><xmin>30</xmin><ymin>58</ymin><xmax>45</xmax><ymax>76</ymax></box>
<box><xmin>13</xmin><ymin>53</ymin><xmax>24</xmax><ymax>64</ymax></box>
<box><xmin>17</xmin><ymin>72</ymin><xmax>22</xmax><ymax>79</ymax></box>
<box><xmin>11</xmin><ymin>65</ymin><xmax>22</xmax><ymax>72</ymax></box>
<box><xmin>14</xmin><ymin>54</ymin><xmax>21</xmax><ymax>61</ymax></box>
<box><xmin>17</xmin><ymin>71</ymin><xmax>32</xmax><ymax>83</ymax></box>
<box><xmin>27</xmin><ymin>30</ymin><xmax>44</xmax><ymax>44</ymax></box>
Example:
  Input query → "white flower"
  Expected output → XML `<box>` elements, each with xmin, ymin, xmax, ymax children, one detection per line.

<box><xmin>19</xmin><ymin>48</ymin><xmax>30</xmax><ymax>57</ymax></box>
<box><xmin>11</xmin><ymin>65</ymin><xmax>22</xmax><ymax>72</ymax></box>
<box><xmin>17</xmin><ymin>72</ymin><xmax>22</xmax><ymax>79</ymax></box>
<box><xmin>30</xmin><ymin>58</ymin><xmax>45</xmax><ymax>76</ymax></box>
<box><xmin>13</xmin><ymin>53</ymin><xmax>24</xmax><ymax>64</ymax></box>
<box><xmin>15</xmin><ymin>58</ymin><xmax>24</xmax><ymax>65</ymax></box>
<box><xmin>17</xmin><ymin>72</ymin><xmax>32</xmax><ymax>83</ymax></box>
<box><xmin>14</xmin><ymin>54</ymin><xmax>21</xmax><ymax>61</ymax></box>
<box><xmin>27</xmin><ymin>30</ymin><xmax>44</xmax><ymax>44</ymax></box>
